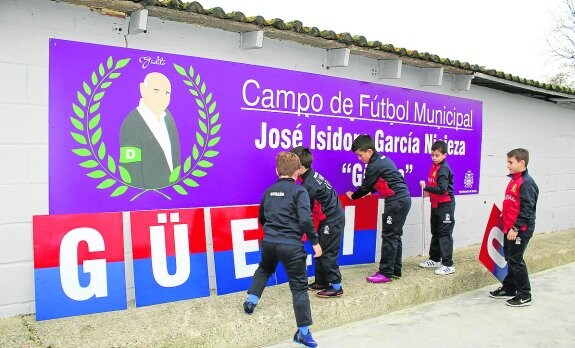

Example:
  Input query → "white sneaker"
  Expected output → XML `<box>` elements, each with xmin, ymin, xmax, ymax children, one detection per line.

<box><xmin>435</xmin><ymin>265</ymin><xmax>455</xmax><ymax>275</ymax></box>
<box><xmin>419</xmin><ymin>260</ymin><xmax>441</xmax><ymax>268</ymax></box>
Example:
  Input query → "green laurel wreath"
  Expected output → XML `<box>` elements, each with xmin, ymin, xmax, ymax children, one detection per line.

<box><xmin>69</xmin><ymin>57</ymin><xmax>221</xmax><ymax>200</ymax></box>
<box><xmin>170</xmin><ymin>63</ymin><xmax>221</xmax><ymax>196</ymax></box>
<box><xmin>70</xmin><ymin>56</ymin><xmax>132</xmax><ymax>198</ymax></box>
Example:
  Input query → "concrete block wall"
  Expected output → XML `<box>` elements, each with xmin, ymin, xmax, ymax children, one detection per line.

<box><xmin>1</xmin><ymin>0</ymin><xmax>574</xmax><ymax>318</ymax></box>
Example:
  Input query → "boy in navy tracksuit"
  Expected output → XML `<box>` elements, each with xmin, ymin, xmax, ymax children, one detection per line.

<box><xmin>489</xmin><ymin>148</ymin><xmax>538</xmax><ymax>307</ymax></box>
<box><xmin>243</xmin><ymin>152</ymin><xmax>322</xmax><ymax>347</ymax></box>
<box><xmin>291</xmin><ymin>146</ymin><xmax>345</xmax><ymax>298</ymax></box>
<box><xmin>346</xmin><ymin>135</ymin><xmax>411</xmax><ymax>283</ymax></box>
<box><xmin>419</xmin><ymin>140</ymin><xmax>456</xmax><ymax>275</ymax></box>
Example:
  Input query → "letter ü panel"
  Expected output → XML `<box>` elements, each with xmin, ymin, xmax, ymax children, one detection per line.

<box><xmin>32</xmin><ymin>213</ymin><xmax>126</xmax><ymax>320</ymax></box>
<box><xmin>210</xmin><ymin>205</ymin><xmax>275</xmax><ymax>295</ymax></box>
<box><xmin>130</xmin><ymin>209</ymin><xmax>210</xmax><ymax>307</ymax></box>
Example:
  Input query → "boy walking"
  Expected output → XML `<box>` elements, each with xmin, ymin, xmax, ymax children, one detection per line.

<box><xmin>291</xmin><ymin>146</ymin><xmax>345</xmax><ymax>298</ymax></box>
<box><xmin>243</xmin><ymin>152</ymin><xmax>322</xmax><ymax>347</ymax></box>
<box><xmin>489</xmin><ymin>148</ymin><xmax>539</xmax><ymax>307</ymax></box>
<box><xmin>346</xmin><ymin>135</ymin><xmax>411</xmax><ymax>283</ymax></box>
<box><xmin>419</xmin><ymin>140</ymin><xmax>456</xmax><ymax>275</ymax></box>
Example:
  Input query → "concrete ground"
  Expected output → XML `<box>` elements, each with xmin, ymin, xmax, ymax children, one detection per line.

<box><xmin>265</xmin><ymin>261</ymin><xmax>575</xmax><ymax>348</ymax></box>
<box><xmin>0</xmin><ymin>229</ymin><xmax>574</xmax><ymax>348</ymax></box>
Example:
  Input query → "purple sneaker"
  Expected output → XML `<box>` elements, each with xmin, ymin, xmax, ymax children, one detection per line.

<box><xmin>367</xmin><ymin>272</ymin><xmax>392</xmax><ymax>283</ymax></box>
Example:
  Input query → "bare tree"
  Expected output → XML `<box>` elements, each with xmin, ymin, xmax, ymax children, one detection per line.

<box><xmin>548</xmin><ymin>0</ymin><xmax>575</xmax><ymax>86</ymax></box>
<box><xmin>549</xmin><ymin>0</ymin><xmax>575</xmax><ymax>60</ymax></box>
<box><xmin>548</xmin><ymin>69</ymin><xmax>574</xmax><ymax>86</ymax></box>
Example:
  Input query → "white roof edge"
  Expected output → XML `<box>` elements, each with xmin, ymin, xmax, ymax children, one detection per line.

<box><xmin>473</xmin><ymin>72</ymin><xmax>574</xmax><ymax>99</ymax></box>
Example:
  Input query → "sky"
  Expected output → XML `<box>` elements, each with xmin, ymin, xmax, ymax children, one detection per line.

<box><xmin>192</xmin><ymin>0</ymin><xmax>568</xmax><ymax>83</ymax></box>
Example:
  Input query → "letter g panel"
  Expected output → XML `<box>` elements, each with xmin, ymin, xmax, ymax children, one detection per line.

<box><xmin>32</xmin><ymin>212</ymin><xmax>127</xmax><ymax>321</ymax></box>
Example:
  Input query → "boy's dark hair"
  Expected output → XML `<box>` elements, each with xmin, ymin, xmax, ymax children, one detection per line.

<box><xmin>431</xmin><ymin>140</ymin><xmax>448</xmax><ymax>154</ymax></box>
<box><xmin>507</xmin><ymin>148</ymin><xmax>529</xmax><ymax>167</ymax></box>
<box><xmin>351</xmin><ymin>134</ymin><xmax>375</xmax><ymax>152</ymax></box>
<box><xmin>276</xmin><ymin>151</ymin><xmax>301</xmax><ymax>176</ymax></box>
<box><xmin>290</xmin><ymin>146</ymin><xmax>313</xmax><ymax>169</ymax></box>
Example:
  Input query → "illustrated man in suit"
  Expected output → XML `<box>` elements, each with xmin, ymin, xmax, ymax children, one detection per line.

<box><xmin>120</xmin><ymin>72</ymin><xmax>181</xmax><ymax>189</ymax></box>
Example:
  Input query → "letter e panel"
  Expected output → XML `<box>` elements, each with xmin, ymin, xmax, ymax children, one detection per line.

<box><xmin>210</xmin><ymin>205</ymin><xmax>275</xmax><ymax>295</ymax></box>
<box><xmin>33</xmin><ymin>213</ymin><xmax>127</xmax><ymax>321</ymax></box>
<box><xmin>130</xmin><ymin>209</ymin><xmax>210</xmax><ymax>307</ymax></box>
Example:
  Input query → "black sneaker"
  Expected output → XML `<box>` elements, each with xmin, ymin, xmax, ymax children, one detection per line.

<box><xmin>307</xmin><ymin>282</ymin><xmax>328</xmax><ymax>291</ymax></box>
<box><xmin>293</xmin><ymin>329</ymin><xmax>318</xmax><ymax>347</ymax></box>
<box><xmin>316</xmin><ymin>286</ymin><xmax>344</xmax><ymax>298</ymax></box>
<box><xmin>391</xmin><ymin>274</ymin><xmax>402</xmax><ymax>279</ymax></box>
<box><xmin>506</xmin><ymin>296</ymin><xmax>532</xmax><ymax>307</ymax></box>
<box><xmin>243</xmin><ymin>301</ymin><xmax>256</xmax><ymax>314</ymax></box>
<box><xmin>489</xmin><ymin>287</ymin><xmax>515</xmax><ymax>299</ymax></box>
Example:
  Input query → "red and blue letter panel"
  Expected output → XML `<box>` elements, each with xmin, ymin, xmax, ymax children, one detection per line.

<box><xmin>479</xmin><ymin>204</ymin><xmax>508</xmax><ymax>283</ymax></box>
<box><xmin>130</xmin><ymin>209</ymin><xmax>210</xmax><ymax>307</ymax></box>
<box><xmin>210</xmin><ymin>205</ymin><xmax>275</xmax><ymax>295</ymax></box>
<box><xmin>33</xmin><ymin>213</ymin><xmax>126</xmax><ymax>320</ymax></box>
<box><xmin>278</xmin><ymin>195</ymin><xmax>379</xmax><ymax>284</ymax></box>
<box><xmin>338</xmin><ymin>194</ymin><xmax>378</xmax><ymax>265</ymax></box>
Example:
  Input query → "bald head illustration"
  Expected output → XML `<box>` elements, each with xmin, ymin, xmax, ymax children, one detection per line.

<box><xmin>119</xmin><ymin>71</ymin><xmax>181</xmax><ymax>189</ymax></box>
<box><xmin>140</xmin><ymin>72</ymin><xmax>172</xmax><ymax>120</ymax></box>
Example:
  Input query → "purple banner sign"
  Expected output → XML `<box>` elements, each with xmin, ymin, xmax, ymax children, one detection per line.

<box><xmin>50</xmin><ymin>39</ymin><xmax>482</xmax><ymax>214</ymax></box>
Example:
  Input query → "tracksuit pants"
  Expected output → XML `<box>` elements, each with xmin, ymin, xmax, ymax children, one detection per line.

<box><xmin>428</xmin><ymin>203</ymin><xmax>455</xmax><ymax>267</ymax></box>
<box><xmin>379</xmin><ymin>196</ymin><xmax>411</xmax><ymax>278</ymax></box>
<box><xmin>248</xmin><ymin>241</ymin><xmax>312</xmax><ymax>327</ymax></box>
<box><xmin>314</xmin><ymin>216</ymin><xmax>344</xmax><ymax>286</ymax></box>
<box><xmin>502</xmin><ymin>234</ymin><xmax>532</xmax><ymax>299</ymax></box>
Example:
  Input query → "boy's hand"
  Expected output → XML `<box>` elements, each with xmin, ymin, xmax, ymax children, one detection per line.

<box><xmin>507</xmin><ymin>230</ymin><xmax>518</xmax><ymax>241</ymax></box>
<box><xmin>423</xmin><ymin>191</ymin><xmax>429</xmax><ymax>198</ymax></box>
<box><xmin>419</xmin><ymin>180</ymin><xmax>426</xmax><ymax>189</ymax></box>
<box><xmin>312</xmin><ymin>243</ymin><xmax>323</xmax><ymax>258</ymax></box>
<box><xmin>346</xmin><ymin>191</ymin><xmax>353</xmax><ymax>200</ymax></box>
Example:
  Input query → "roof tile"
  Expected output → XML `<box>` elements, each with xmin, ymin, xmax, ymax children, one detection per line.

<box><xmin>337</xmin><ymin>32</ymin><xmax>354</xmax><ymax>44</ymax></box>
<box><xmin>320</xmin><ymin>30</ymin><xmax>337</xmax><ymax>40</ymax></box>
<box><xmin>289</xmin><ymin>20</ymin><xmax>304</xmax><ymax>33</ymax></box>
<box><xmin>353</xmin><ymin>35</ymin><xmax>368</xmax><ymax>47</ymax></box>
<box><xmin>208</xmin><ymin>7</ymin><xmax>228</xmax><ymax>19</ymax></box>
<box><xmin>185</xmin><ymin>1</ymin><xmax>204</xmax><ymax>14</ymax></box>
<box><xmin>271</xmin><ymin>18</ymin><xmax>287</xmax><ymax>30</ymax></box>
<box><xmin>251</xmin><ymin>15</ymin><xmax>266</xmax><ymax>26</ymax></box>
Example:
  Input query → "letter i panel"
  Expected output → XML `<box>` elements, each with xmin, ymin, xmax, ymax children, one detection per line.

<box><xmin>32</xmin><ymin>213</ymin><xmax>126</xmax><ymax>321</ymax></box>
<box><xmin>338</xmin><ymin>195</ymin><xmax>378</xmax><ymax>265</ymax></box>
<box><xmin>210</xmin><ymin>205</ymin><xmax>275</xmax><ymax>295</ymax></box>
<box><xmin>478</xmin><ymin>204</ymin><xmax>508</xmax><ymax>282</ymax></box>
<box><xmin>130</xmin><ymin>209</ymin><xmax>210</xmax><ymax>307</ymax></box>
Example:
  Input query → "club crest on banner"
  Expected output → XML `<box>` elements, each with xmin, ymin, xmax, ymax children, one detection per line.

<box><xmin>464</xmin><ymin>170</ymin><xmax>474</xmax><ymax>189</ymax></box>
